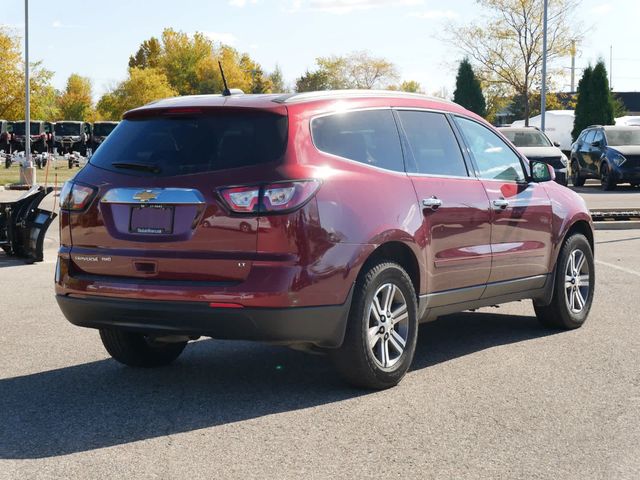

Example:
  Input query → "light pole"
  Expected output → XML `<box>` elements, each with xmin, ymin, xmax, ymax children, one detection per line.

<box><xmin>24</xmin><ymin>0</ymin><xmax>30</xmax><ymax>163</ymax></box>
<box><xmin>540</xmin><ymin>0</ymin><xmax>548</xmax><ymax>132</ymax></box>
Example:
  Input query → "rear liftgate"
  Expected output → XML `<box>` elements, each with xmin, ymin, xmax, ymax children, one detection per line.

<box><xmin>0</xmin><ymin>186</ymin><xmax>57</xmax><ymax>262</ymax></box>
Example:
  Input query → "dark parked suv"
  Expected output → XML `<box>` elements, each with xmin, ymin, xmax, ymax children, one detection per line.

<box><xmin>55</xmin><ymin>91</ymin><xmax>595</xmax><ymax>389</ymax></box>
<box><xmin>570</xmin><ymin>125</ymin><xmax>640</xmax><ymax>190</ymax></box>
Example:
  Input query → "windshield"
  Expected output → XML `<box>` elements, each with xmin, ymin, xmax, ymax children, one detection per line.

<box><xmin>500</xmin><ymin>129</ymin><xmax>552</xmax><ymax>147</ymax></box>
<box><xmin>55</xmin><ymin>123</ymin><xmax>82</xmax><ymax>136</ymax></box>
<box><xmin>12</xmin><ymin>123</ymin><xmax>25</xmax><ymax>135</ymax></box>
<box><xmin>605</xmin><ymin>129</ymin><xmax>640</xmax><ymax>146</ymax></box>
<box><xmin>93</xmin><ymin>123</ymin><xmax>117</xmax><ymax>136</ymax></box>
<box><xmin>30</xmin><ymin>122</ymin><xmax>40</xmax><ymax>135</ymax></box>
<box><xmin>90</xmin><ymin>111</ymin><xmax>288</xmax><ymax>176</ymax></box>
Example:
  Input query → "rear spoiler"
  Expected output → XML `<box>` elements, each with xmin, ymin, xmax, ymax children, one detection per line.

<box><xmin>0</xmin><ymin>186</ymin><xmax>57</xmax><ymax>263</ymax></box>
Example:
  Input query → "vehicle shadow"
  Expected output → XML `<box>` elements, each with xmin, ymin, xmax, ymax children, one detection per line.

<box><xmin>0</xmin><ymin>253</ymin><xmax>34</xmax><ymax>268</ymax></box>
<box><xmin>0</xmin><ymin>311</ymin><xmax>559</xmax><ymax>459</ymax></box>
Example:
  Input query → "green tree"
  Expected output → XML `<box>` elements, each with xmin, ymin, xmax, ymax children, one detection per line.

<box><xmin>388</xmin><ymin>80</ymin><xmax>423</xmax><ymax>93</ymax></box>
<box><xmin>295</xmin><ymin>69</ymin><xmax>331</xmax><ymax>92</ymax></box>
<box><xmin>0</xmin><ymin>27</ymin><xmax>58</xmax><ymax>120</ymax></box>
<box><xmin>612</xmin><ymin>95</ymin><xmax>628</xmax><ymax>119</ymax></box>
<box><xmin>296</xmin><ymin>51</ymin><xmax>399</xmax><ymax>92</ymax></box>
<box><xmin>128</xmin><ymin>29</ymin><xmax>270</xmax><ymax>96</ymax></box>
<box><xmin>97</xmin><ymin>67</ymin><xmax>177</xmax><ymax>120</ymax></box>
<box><xmin>453</xmin><ymin>59</ymin><xmax>486</xmax><ymax>116</ymax></box>
<box><xmin>269</xmin><ymin>64</ymin><xmax>286</xmax><ymax>93</ymax></box>
<box><xmin>159</xmin><ymin>29</ymin><xmax>213</xmax><ymax>95</ymax></box>
<box><xmin>57</xmin><ymin>74</ymin><xmax>94</xmax><ymax>120</ymax></box>
<box><xmin>589</xmin><ymin>60</ymin><xmax>614</xmax><ymax>126</ymax></box>
<box><xmin>571</xmin><ymin>66</ymin><xmax>592</xmax><ymax>140</ymax></box>
<box><xmin>446</xmin><ymin>0</ymin><xmax>579</xmax><ymax>125</ymax></box>
<box><xmin>128</xmin><ymin>37</ymin><xmax>162</xmax><ymax>69</ymax></box>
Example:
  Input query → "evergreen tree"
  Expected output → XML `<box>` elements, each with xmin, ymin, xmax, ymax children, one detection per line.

<box><xmin>589</xmin><ymin>60</ymin><xmax>615</xmax><ymax>126</ymax></box>
<box><xmin>572</xmin><ymin>61</ymin><xmax>615</xmax><ymax>141</ymax></box>
<box><xmin>453</xmin><ymin>59</ymin><xmax>486</xmax><ymax>117</ymax></box>
<box><xmin>572</xmin><ymin>65</ymin><xmax>593</xmax><ymax>141</ymax></box>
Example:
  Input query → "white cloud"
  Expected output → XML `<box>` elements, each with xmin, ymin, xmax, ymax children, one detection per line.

<box><xmin>590</xmin><ymin>3</ymin><xmax>612</xmax><ymax>15</ymax></box>
<box><xmin>409</xmin><ymin>9</ymin><xmax>458</xmax><ymax>20</ymax></box>
<box><xmin>229</xmin><ymin>0</ymin><xmax>259</xmax><ymax>6</ymax></box>
<box><xmin>51</xmin><ymin>19</ymin><xmax>85</xmax><ymax>29</ymax></box>
<box><xmin>203</xmin><ymin>31</ymin><xmax>238</xmax><ymax>45</ymax></box>
<box><xmin>306</xmin><ymin>0</ymin><xmax>424</xmax><ymax>15</ymax></box>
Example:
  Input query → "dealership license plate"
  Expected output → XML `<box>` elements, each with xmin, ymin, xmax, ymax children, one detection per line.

<box><xmin>129</xmin><ymin>205</ymin><xmax>174</xmax><ymax>234</ymax></box>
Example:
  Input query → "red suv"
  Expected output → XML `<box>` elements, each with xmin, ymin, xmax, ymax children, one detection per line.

<box><xmin>55</xmin><ymin>91</ymin><xmax>595</xmax><ymax>389</ymax></box>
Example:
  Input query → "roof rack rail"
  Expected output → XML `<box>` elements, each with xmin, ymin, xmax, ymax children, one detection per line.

<box><xmin>273</xmin><ymin>89</ymin><xmax>454</xmax><ymax>105</ymax></box>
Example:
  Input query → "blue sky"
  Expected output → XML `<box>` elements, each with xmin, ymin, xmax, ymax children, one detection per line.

<box><xmin>2</xmin><ymin>0</ymin><xmax>639</xmax><ymax>99</ymax></box>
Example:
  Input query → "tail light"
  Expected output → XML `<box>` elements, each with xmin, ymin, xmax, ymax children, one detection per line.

<box><xmin>219</xmin><ymin>180</ymin><xmax>320</xmax><ymax>214</ymax></box>
<box><xmin>60</xmin><ymin>182</ymin><xmax>97</xmax><ymax>211</ymax></box>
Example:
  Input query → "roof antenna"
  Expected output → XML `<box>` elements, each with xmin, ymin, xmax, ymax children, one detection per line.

<box><xmin>218</xmin><ymin>61</ymin><xmax>231</xmax><ymax>97</ymax></box>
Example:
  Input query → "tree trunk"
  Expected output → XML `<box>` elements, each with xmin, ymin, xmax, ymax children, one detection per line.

<box><xmin>524</xmin><ymin>89</ymin><xmax>530</xmax><ymax>126</ymax></box>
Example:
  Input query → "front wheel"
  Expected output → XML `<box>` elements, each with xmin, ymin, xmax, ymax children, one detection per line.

<box><xmin>99</xmin><ymin>329</ymin><xmax>187</xmax><ymax>367</ymax></box>
<box><xmin>571</xmin><ymin>160</ymin><xmax>585</xmax><ymax>187</ymax></box>
<box><xmin>600</xmin><ymin>163</ymin><xmax>616</xmax><ymax>191</ymax></box>
<box><xmin>534</xmin><ymin>233</ymin><xmax>595</xmax><ymax>329</ymax></box>
<box><xmin>330</xmin><ymin>261</ymin><xmax>418</xmax><ymax>390</ymax></box>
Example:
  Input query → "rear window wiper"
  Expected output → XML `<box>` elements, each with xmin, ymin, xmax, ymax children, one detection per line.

<box><xmin>111</xmin><ymin>162</ymin><xmax>161</xmax><ymax>174</ymax></box>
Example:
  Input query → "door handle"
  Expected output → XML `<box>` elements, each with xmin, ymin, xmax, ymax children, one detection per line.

<box><xmin>492</xmin><ymin>198</ymin><xmax>509</xmax><ymax>210</ymax></box>
<box><xmin>422</xmin><ymin>197</ymin><xmax>443</xmax><ymax>210</ymax></box>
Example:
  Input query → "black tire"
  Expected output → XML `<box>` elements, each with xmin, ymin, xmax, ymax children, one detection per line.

<box><xmin>330</xmin><ymin>261</ymin><xmax>418</xmax><ymax>390</ymax></box>
<box><xmin>99</xmin><ymin>329</ymin><xmax>187</xmax><ymax>367</ymax></box>
<box><xmin>534</xmin><ymin>233</ymin><xmax>595</xmax><ymax>329</ymax></box>
<box><xmin>571</xmin><ymin>160</ymin><xmax>585</xmax><ymax>187</ymax></box>
<box><xmin>600</xmin><ymin>163</ymin><xmax>616</xmax><ymax>191</ymax></box>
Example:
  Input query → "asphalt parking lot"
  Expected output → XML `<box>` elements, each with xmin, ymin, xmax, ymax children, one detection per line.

<box><xmin>1</xmin><ymin>187</ymin><xmax>639</xmax><ymax>479</ymax></box>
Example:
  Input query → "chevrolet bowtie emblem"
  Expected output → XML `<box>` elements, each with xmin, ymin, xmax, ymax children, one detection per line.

<box><xmin>133</xmin><ymin>190</ymin><xmax>159</xmax><ymax>202</ymax></box>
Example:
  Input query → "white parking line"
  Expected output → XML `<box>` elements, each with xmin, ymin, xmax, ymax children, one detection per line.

<box><xmin>596</xmin><ymin>260</ymin><xmax>640</xmax><ymax>277</ymax></box>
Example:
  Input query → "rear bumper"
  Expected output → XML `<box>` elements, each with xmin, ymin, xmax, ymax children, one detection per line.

<box><xmin>56</xmin><ymin>288</ymin><xmax>353</xmax><ymax>348</ymax></box>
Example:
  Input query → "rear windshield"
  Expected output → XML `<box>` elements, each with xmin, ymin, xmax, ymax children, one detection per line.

<box><xmin>90</xmin><ymin>111</ymin><xmax>288</xmax><ymax>176</ymax></box>
<box><xmin>500</xmin><ymin>129</ymin><xmax>551</xmax><ymax>147</ymax></box>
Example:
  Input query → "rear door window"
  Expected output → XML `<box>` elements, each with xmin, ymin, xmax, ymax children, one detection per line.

<box><xmin>396</xmin><ymin>110</ymin><xmax>468</xmax><ymax>176</ymax></box>
<box><xmin>89</xmin><ymin>111</ymin><xmax>288</xmax><ymax>176</ymax></box>
<box><xmin>311</xmin><ymin>109</ymin><xmax>404</xmax><ymax>172</ymax></box>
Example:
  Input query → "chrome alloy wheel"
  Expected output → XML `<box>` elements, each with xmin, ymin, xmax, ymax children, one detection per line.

<box><xmin>564</xmin><ymin>249</ymin><xmax>591</xmax><ymax>314</ymax></box>
<box><xmin>367</xmin><ymin>283</ymin><xmax>409</xmax><ymax>368</ymax></box>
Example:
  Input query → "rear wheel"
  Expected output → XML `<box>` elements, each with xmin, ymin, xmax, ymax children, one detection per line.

<box><xmin>571</xmin><ymin>160</ymin><xmax>585</xmax><ymax>187</ymax></box>
<box><xmin>534</xmin><ymin>233</ymin><xmax>594</xmax><ymax>329</ymax></box>
<box><xmin>330</xmin><ymin>261</ymin><xmax>418</xmax><ymax>390</ymax></box>
<box><xmin>99</xmin><ymin>329</ymin><xmax>187</xmax><ymax>367</ymax></box>
<box><xmin>600</xmin><ymin>163</ymin><xmax>616</xmax><ymax>191</ymax></box>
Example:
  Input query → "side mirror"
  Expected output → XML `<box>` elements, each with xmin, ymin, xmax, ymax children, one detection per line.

<box><xmin>591</xmin><ymin>140</ymin><xmax>602</xmax><ymax>148</ymax></box>
<box><xmin>553</xmin><ymin>141</ymin><xmax>561</xmax><ymax>148</ymax></box>
<box><xmin>531</xmin><ymin>161</ymin><xmax>555</xmax><ymax>182</ymax></box>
